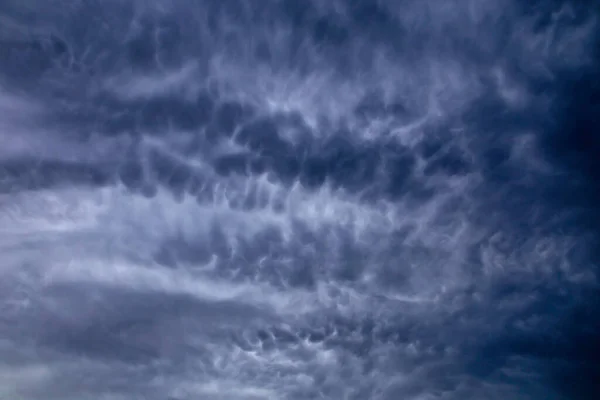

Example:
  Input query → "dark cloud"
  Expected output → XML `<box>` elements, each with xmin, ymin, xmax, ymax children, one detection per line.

<box><xmin>0</xmin><ymin>0</ymin><xmax>598</xmax><ymax>399</ymax></box>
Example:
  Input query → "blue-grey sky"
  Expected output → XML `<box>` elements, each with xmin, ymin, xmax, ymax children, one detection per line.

<box><xmin>0</xmin><ymin>1</ymin><xmax>599</xmax><ymax>399</ymax></box>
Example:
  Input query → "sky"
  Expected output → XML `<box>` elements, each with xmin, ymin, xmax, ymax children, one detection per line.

<box><xmin>0</xmin><ymin>0</ymin><xmax>599</xmax><ymax>399</ymax></box>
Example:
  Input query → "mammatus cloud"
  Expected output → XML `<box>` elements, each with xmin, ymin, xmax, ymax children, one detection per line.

<box><xmin>0</xmin><ymin>0</ymin><xmax>598</xmax><ymax>399</ymax></box>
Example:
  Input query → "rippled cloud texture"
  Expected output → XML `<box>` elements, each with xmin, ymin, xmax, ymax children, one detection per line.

<box><xmin>1</xmin><ymin>0</ymin><xmax>599</xmax><ymax>399</ymax></box>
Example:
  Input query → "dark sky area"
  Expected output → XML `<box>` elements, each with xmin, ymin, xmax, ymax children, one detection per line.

<box><xmin>0</xmin><ymin>0</ymin><xmax>599</xmax><ymax>399</ymax></box>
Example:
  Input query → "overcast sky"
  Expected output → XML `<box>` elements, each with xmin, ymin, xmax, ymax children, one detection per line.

<box><xmin>0</xmin><ymin>1</ymin><xmax>599</xmax><ymax>399</ymax></box>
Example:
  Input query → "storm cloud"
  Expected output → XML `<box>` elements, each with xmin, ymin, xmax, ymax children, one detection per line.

<box><xmin>0</xmin><ymin>0</ymin><xmax>599</xmax><ymax>399</ymax></box>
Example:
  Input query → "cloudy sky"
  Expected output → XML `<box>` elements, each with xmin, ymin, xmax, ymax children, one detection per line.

<box><xmin>0</xmin><ymin>0</ymin><xmax>599</xmax><ymax>399</ymax></box>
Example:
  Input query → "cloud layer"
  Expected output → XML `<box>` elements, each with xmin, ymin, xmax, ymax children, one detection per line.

<box><xmin>0</xmin><ymin>0</ymin><xmax>599</xmax><ymax>399</ymax></box>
